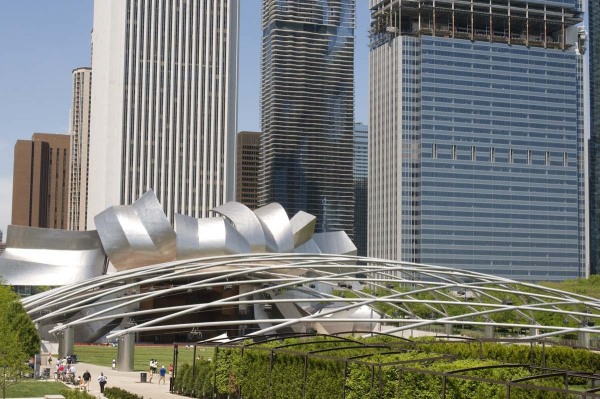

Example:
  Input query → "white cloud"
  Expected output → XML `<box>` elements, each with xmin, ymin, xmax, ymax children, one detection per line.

<box><xmin>0</xmin><ymin>176</ymin><xmax>12</xmax><ymax>240</ymax></box>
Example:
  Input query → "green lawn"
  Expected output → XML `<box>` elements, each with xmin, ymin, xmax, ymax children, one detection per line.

<box><xmin>70</xmin><ymin>344</ymin><xmax>214</xmax><ymax>371</ymax></box>
<box><xmin>5</xmin><ymin>381</ymin><xmax>65</xmax><ymax>398</ymax></box>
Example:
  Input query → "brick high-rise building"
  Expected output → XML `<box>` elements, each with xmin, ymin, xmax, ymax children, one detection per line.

<box><xmin>236</xmin><ymin>131</ymin><xmax>260</xmax><ymax>210</ymax></box>
<box><xmin>11</xmin><ymin>133</ymin><xmax>70</xmax><ymax>229</ymax></box>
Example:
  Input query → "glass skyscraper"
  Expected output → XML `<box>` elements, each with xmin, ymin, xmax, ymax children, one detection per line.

<box><xmin>589</xmin><ymin>0</ymin><xmax>600</xmax><ymax>275</ymax></box>
<box><xmin>369</xmin><ymin>0</ymin><xmax>587</xmax><ymax>281</ymax></box>
<box><xmin>354</xmin><ymin>123</ymin><xmax>368</xmax><ymax>256</ymax></box>
<box><xmin>259</xmin><ymin>0</ymin><xmax>355</xmax><ymax>235</ymax></box>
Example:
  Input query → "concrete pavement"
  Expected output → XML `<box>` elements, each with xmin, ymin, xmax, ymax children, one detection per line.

<box><xmin>60</xmin><ymin>362</ymin><xmax>178</xmax><ymax>399</ymax></box>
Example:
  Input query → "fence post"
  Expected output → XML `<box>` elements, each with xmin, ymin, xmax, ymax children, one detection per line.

<box><xmin>213</xmin><ymin>346</ymin><xmax>218</xmax><ymax>399</ymax></box>
<box><xmin>442</xmin><ymin>375</ymin><xmax>447</xmax><ymax>399</ymax></box>
<box><xmin>397</xmin><ymin>368</ymin><xmax>402</xmax><ymax>399</ymax></box>
<box><xmin>541</xmin><ymin>342</ymin><xmax>546</xmax><ymax>369</ymax></box>
<box><xmin>303</xmin><ymin>355</ymin><xmax>308</xmax><ymax>399</ymax></box>
<box><xmin>378</xmin><ymin>365</ymin><xmax>383</xmax><ymax>399</ymax></box>
<box><xmin>268</xmin><ymin>349</ymin><xmax>275</xmax><ymax>399</ymax></box>
<box><xmin>342</xmin><ymin>360</ymin><xmax>348</xmax><ymax>399</ymax></box>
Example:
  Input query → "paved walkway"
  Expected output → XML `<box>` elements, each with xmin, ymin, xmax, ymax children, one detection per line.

<box><xmin>53</xmin><ymin>362</ymin><xmax>179</xmax><ymax>399</ymax></box>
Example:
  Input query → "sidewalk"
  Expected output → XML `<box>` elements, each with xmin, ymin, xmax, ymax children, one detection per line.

<box><xmin>62</xmin><ymin>362</ymin><xmax>177</xmax><ymax>399</ymax></box>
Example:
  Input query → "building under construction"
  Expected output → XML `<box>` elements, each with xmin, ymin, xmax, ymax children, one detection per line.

<box><xmin>370</xmin><ymin>0</ymin><xmax>583</xmax><ymax>49</ymax></box>
<box><xmin>368</xmin><ymin>0</ymin><xmax>588</xmax><ymax>280</ymax></box>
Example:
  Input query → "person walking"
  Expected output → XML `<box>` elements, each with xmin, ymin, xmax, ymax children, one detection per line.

<box><xmin>148</xmin><ymin>359</ymin><xmax>154</xmax><ymax>383</ymax></box>
<box><xmin>98</xmin><ymin>372</ymin><xmax>108</xmax><ymax>393</ymax></box>
<box><xmin>82</xmin><ymin>370</ymin><xmax>91</xmax><ymax>392</ymax></box>
<box><xmin>159</xmin><ymin>365</ymin><xmax>166</xmax><ymax>385</ymax></box>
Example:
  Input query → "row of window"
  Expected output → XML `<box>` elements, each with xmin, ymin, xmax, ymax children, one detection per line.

<box><xmin>430</xmin><ymin>143</ymin><xmax>571</xmax><ymax>166</ymax></box>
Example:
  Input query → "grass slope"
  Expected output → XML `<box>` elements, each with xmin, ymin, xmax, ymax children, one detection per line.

<box><xmin>5</xmin><ymin>381</ymin><xmax>65</xmax><ymax>398</ymax></box>
<box><xmin>71</xmin><ymin>344</ymin><xmax>213</xmax><ymax>371</ymax></box>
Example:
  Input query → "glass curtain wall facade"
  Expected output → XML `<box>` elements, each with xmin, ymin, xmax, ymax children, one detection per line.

<box><xmin>259</xmin><ymin>0</ymin><xmax>355</xmax><ymax>235</ymax></box>
<box><xmin>589</xmin><ymin>0</ymin><xmax>600</xmax><ymax>275</ymax></box>
<box><xmin>369</xmin><ymin>0</ymin><xmax>587</xmax><ymax>281</ymax></box>
<box><xmin>87</xmin><ymin>0</ymin><xmax>239</xmax><ymax>228</ymax></box>
<box><xmin>354</xmin><ymin>123</ymin><xmax>368</xmax><ymax>256</ymax></box>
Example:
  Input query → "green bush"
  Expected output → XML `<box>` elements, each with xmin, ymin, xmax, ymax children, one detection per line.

<box><xmin>103</xmin><ymin>386</ymin><xmax>143</xmax><ymax>399</ymax></box>
<box><xmin>193</xmin><ymin>360</ymin><xmax>214</xmax><ymax>399</ymax></box>
<box><xmin>60</xmin><ymin>388</ymin><xmax>96</xmax><ymax>399</ymax></box>
<box><xmin>172</xmin><ymin>337</ymin><xmax>595</xmax><ymax>399</ymax></box>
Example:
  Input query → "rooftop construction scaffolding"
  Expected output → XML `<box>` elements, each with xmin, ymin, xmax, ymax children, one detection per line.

<box><xmin>370</xmin><ymin>0</ymin><xmax>583</xmax><ymax>49</ymax></box>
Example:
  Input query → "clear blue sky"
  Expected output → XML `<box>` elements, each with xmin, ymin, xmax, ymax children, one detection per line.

<box><xmin>0</xmin><ymin>1</ymin><xmax>370</xmax><ymax>236</ymax></box>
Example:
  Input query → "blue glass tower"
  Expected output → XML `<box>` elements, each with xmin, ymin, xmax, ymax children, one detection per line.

<box><xmin>589</xmin><ymin>0</ymin><xmax>600</xmax><ymax>275</ymax></box>
<box><xmin>369</xmin><ymin>0</ymin><xmax>587</xmax><ymax>281</ymax></box>
<box><xmin>354</xmin><ymin>123</ymin><xmax>368</xmax><ymax>256</ymax></box>
<box><xmin>259</xmin><ymin>0</ymin><xmax>355</xmax><ymax>236</ymax></box>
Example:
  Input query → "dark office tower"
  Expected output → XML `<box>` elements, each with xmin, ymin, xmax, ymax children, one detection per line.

<box><xmin>369</xmin><ymin>0</ymin><xmax>587</xmax><ymax>281</ymax></box>
<box><xmin>236</xmin><ymin>131</ymin><xmax>260</xmax><ymax>210</ymax></box>
<box><xmin>354</xmin><ymin>123</ymin><xmax>368</xmax><ymax>256</ymax></box>
<box><xmin>12</xmin><ymin>133</ymin><xmax>70</xmax><ymax>229</ymax></box>
<box><xmin>259</xmin><ymin>0</ymin><xmax>356</xmax><ymax>235</ymax></box>
<box><xmin>589</xmin><ymin>0</ymin><xmax>600</xmax><ymax>275</ymax></box>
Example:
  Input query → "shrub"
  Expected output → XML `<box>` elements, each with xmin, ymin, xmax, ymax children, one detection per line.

<box><xmin>103</xmin><ymin>386</ymin><xmax>143</xmax><ymax>399</ymax></box>
<box><xmin>60</xmin><ymin>388</ymin><xmax>96</xmax><ymax>399</ymax></box>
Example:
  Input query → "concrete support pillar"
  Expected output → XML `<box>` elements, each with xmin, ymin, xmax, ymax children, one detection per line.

<box><xmin>445</xmin><ymin>324</ymin><xmax>453</xmax><ymax>336</ymax></box>
<box><xmin>578</xmin><ymin>331</ymin><xmax>590</xmax><ymax>348</ymax></box>
<box><xmin>117</xmin><ymin>333</ymin><xmax>135</xmax><ymax>371</ymax></box>
<box><xmin>58</xmin><ymin>326</ymin><xmax>74</xmax><ymax>358</ymax></box>
<box><xmin>529</xmin><ymin>327</ymin><xmax>539</xmax><ymax>337</ymax></box>
<box><xmin>484</xmin><ymin>325</ymin><xmax>495</xmax><ymax>339</ymax></box>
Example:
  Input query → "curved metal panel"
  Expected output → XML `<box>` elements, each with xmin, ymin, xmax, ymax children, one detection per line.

<box><xmin>95</xmin><ymin>190</ymin><xmax>176</xmax><ymax>271</ymax></box>
<box><xmin>211</xmin><ymin>202</ymin><xmax>266</xmax><ymax>252</ymax></box>
<box><xmin>312</xmin><ymin>231</ymin><xmax>357</xmax><ymax>256</ymax></box>
<box><xmin>253</xmin><ymin>203</ymin><xmax>294</xmax><ymax>253</ymax></box>
<box><xmin>293</xmin><ymin>239</ymin><xmax>322</xmax><ymax>254</ymax></box>
<box><xmin>290</xmin><ymin>211</ymin><xmax>317</xmax><ymax>247</ymax></box>
<box><xmin>175</xmin><ymin>214</ymin><xmax>251</xmax><ymax>260</ymax></box>
<box><xmin>315</xmin><ymin>305</ymin><xmax>381</xmax><ymax>335</ymax></box>
<box><xmin>0</xmin><ymin>225</ymin><xmax>105</xmax><ymax>286</ymax></box>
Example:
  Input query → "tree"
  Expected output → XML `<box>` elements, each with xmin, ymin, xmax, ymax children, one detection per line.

<box><xmin>0</xmin><ymin>323</ymin><xmax>30</xmax><ymax>399</ymax></box>
<box><xmin>0</xmin><ymin>285</ymin><xmax>40</xmax><ymax>357</ymax></box>
<box><xmin>0</xmin><ymin>284</ymin><xmax>41</xmax><ymax>399</ymax></box>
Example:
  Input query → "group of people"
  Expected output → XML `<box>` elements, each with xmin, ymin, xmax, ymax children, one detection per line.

<box><xmin>51</xmin><ymin>356</ymin><xmax>77</xmax><ymax>384</ymax></box>
<box><xmin>148</xmin><ymin>359</ymin><xmax>167</xmax><ymax>384</ymax></box>
<box><xmin>48</xmin><ymin>355</ymin><xmax>107</xmax><ymax>393</ymax></box>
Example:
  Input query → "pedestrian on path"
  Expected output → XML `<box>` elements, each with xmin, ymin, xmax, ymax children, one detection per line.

<box><xmin>82</xmin><ymin>370</ymin><xmax>91</xmax><ymax>392</ymax></box>
<box><xmin>98</xmin><ymin>372</ymin><xmax>108</xmax><ymax>393</ymax></box>
<box><xmin>159</xmin><ymin>365</ymin><xmax>166</xmax><ymax>385</ymax></box>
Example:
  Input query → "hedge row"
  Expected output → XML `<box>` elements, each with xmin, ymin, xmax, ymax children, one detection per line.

<box><xmin>60</xmin><ymin>389</ymin><xmax>96</xmax><ymax>399</ymax></box>
<box><xmin>174</xmin><ymin>336</ymin><xmax>598</xmax><ymax>399</ymax></box>
<box><xmin>103</xmin><ymin>386</ymin><xmax>143</xmax><ymax>399</ymax></box>
<box><xmin>415</xmin><ymin>338</ymin><xmax>600</xmax><ymax>382</ymax></box>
